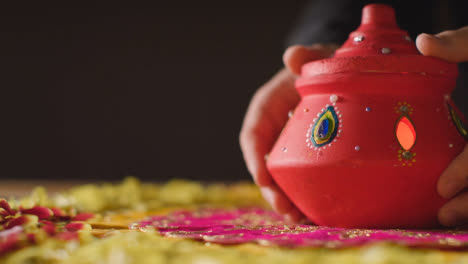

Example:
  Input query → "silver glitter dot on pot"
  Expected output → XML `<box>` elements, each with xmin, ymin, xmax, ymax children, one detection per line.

<box><xmin>281</xmin><ymin>147</ymin><xmax>287</xmax><ymax>153</ymax></box>
<box><xmin>355</xmin><ymin>146</ymin><xmax>361</xmax><ymax>151</ymax></box>
<box><xmin>381</xmin><ymin>47</ymin><xmax>391</xmax><ymax>54</ymax></box>
<box><xmin>330</xmin><ymin>94</ymin><xmax>338</xmax><ymax>103</ymax></box>
<box><xmin>365</xmin><ymin>107</ymin><xmax>372</xmax><ymax>112</ymax></box>
<box><xmin>404</xmin><ymin>35</ymin><xmax>412</xmax><ymax>42</ymax></box>
<box><xmin>354</xmin><ymin>35</ymin><xmax>365</xmax><ymax>42</ymax></box>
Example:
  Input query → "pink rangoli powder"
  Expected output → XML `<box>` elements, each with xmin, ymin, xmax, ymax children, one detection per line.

<box><xmin>134</xmin><ymin>207</ymin><xmax>468</xmax><ymax>249</ymax></box>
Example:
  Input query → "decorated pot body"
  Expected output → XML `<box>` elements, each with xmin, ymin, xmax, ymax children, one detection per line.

<box><xmin>266</xmin><ymin>4</ymin><xmax>468</xmax><ymax>228</ymax></box>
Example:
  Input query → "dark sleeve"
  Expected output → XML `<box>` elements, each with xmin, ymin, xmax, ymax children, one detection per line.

<box><xmin>285</xmin><ymin>0</ymin><xmax>399</xmax><ymax>47</ymax></box>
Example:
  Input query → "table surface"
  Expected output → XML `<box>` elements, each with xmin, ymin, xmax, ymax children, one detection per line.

<box><xmin>0</xmin><ymin>180</ymin><xmax>89</xmax><ymax>198</ymax></box>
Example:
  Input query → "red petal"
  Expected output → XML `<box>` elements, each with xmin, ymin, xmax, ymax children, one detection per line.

<box><xmin>20</xmin><ymin>207</ymin><xmax>53</xmax><ymax>220</ymax></box>
<box><xmin>5</xmin><ymin>216</ymin><xmax>28</xmax><ymax>229</ymax></box>
<box><xmin>50</xmin><ymin>208</ymin><xmax>71</xmax><ymax>221</ymax></box>
<box><xmin>51</xmin><ymin>208</ymin><xmax>65</xmax><ymax>217</ymax></box>
<box><xmin>0</xmin><ymin>208</ymin><xmax>10</xmax><ymax>217</ymax></box>
<box><xmin>0</xmin><ymin>227</ymin><xmax>22</xmax><ymax>256</ymax></box>
<box><xmin>39</xmin><ymin>221</ymin><xmax>56</xmax><ymax>236</ymax></box>
<box><xmin>55</xmin><ymin>231</ymin><xmax>78</xmax><ymax>241</ymax></box>
<box><xmin>72</xmin><ymin>213</ymin><xmax>94</xmax><ymax>221</ymax></box>
<box><xmin>26</xmin><ymin>233</ymin><xmax>36</xmax><ymax>243</ymax></box>
<box><xmin>0</xmin><ymin>200</ymin><xmax>16</xmax><ymax>215</ymax></box>
<box><xmin>0</xmin><ymin>236</ymin><xmax>20</xmax><ymax>256</ymax></box>
<box><xmin>64</xmin><ymin>222</ymin><xmax>84</xmax><ymax>232</ymax></box>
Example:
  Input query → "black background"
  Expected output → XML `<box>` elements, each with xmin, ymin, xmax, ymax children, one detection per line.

<box><xmin>1</xmin><ymin>3</ymin><xmax>308</xmax><ymax>181</ymax></box>
<box><xmin>2</xmin><ymin>2</ymin><xmax>466</xmax><ymax>182</ymax></box>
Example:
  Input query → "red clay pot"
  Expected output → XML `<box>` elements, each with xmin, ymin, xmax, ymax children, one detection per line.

<box><xmin>267</xmin><ymin>4</ymin><xmax>468</xmax><ymax>228</ymax></box>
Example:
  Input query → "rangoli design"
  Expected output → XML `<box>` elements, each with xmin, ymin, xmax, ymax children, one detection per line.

<box><xmin>134</xmin><ymin>207</ymin><xmax>468</xmax><ymax>249</ymax></box>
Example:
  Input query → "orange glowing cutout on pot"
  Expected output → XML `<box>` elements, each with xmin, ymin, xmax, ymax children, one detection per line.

<box><xmin>396</xmin><ymin>116</ymin><xmax>416</xmax><ymax>150</ymax></box>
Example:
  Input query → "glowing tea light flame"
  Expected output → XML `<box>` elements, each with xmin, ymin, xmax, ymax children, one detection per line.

<box><xmin>396</xmin><ymin>116</ymin><xmax>416</xmax><ymax>150</ymax></box>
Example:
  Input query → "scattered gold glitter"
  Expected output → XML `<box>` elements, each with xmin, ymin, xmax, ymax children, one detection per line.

<box><xmin>257</xmin><ymin>239</ymin><xmax>273</xmax><ymax>246</ymax></box>
<box><xmin>438</xmin><ymin>238</ymin><xmax>463</xmax><ymax>247</ymax></box>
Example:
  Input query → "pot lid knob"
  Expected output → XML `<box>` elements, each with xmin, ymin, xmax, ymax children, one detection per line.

<box><xmin>300</xmin><ymin>4</ymin><xmax>458</xmax><ymax>79</ymax></box>
<box><xmin>335</xmin><ymin>4</ymin><xmax>418</xmax><ymax>57</ymax></box>
<box><xmin>361</xmin><ymin>3</ymin><xmax>397</xmax><ymax>27</ymax></box>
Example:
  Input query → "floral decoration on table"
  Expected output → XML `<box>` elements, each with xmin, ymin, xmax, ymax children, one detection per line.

<box><xmin>1</xmin><ymin>178</ymin><xmax>468</xmax><ymax>264</ymax></box>
<box><xmin>0</xmin><ymin>199</ymin><xmax>93</xmax><ymax>256</ymax></box>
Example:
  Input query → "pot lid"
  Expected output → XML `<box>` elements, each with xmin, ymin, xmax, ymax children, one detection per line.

<box><xmin>300</xmin><ymin>4</ymin><xmax>458</xmax><ymax>80</ymax></box>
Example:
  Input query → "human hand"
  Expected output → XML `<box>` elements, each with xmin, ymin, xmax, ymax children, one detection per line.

<box><xmin>416</xmin><ymin>26</ymin><xmax>468</xmax><ymax>226</ymax></box>
<box><xmin>240</xmin><ymin>44</ymin><xmax>338</xmax><ymax>222</ymax></box>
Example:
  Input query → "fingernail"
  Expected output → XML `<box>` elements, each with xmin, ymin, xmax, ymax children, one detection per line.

<box><xmin>439</xmin><ymin>208</ymin><xmax>460</xmax><ymax>227</ymax></box>
<box><xmin>417</xmin><ymin>33</ymin><xmax>443</xmax><ymax>48</ymax></box>
<box><xmin>260</xmin><ymin>187</ymin><xmax>276</xmax><ymax>208</ymax></box>
<box><xmin>420</xmin><ymin>33</ymin><xmax>442</xmax><ymax>41</ymax></box>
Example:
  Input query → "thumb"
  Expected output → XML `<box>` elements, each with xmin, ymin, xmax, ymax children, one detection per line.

<box><xmin>416</xmin><ymin>26</ymin><xmax>468</xmax><ymax>63</ymax></box>
<box><xmin>283</xmin><ymin>44</ymin><xmax>338</xmax><ymax>75</ymax></box>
